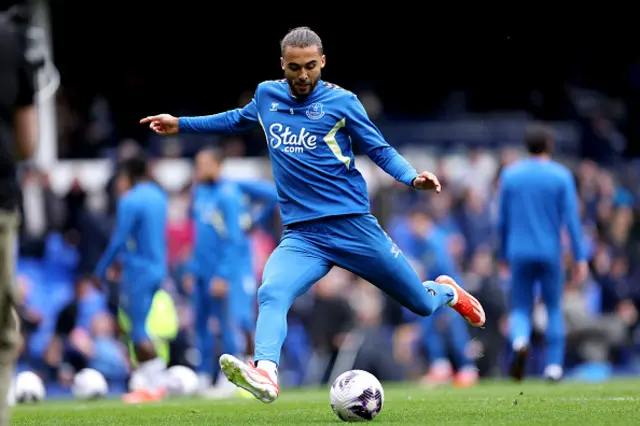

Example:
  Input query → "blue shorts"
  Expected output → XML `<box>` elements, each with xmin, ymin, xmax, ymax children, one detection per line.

<box><xmin>260</xmin><ymin>214</ymin><xmax>431</xmax><ymax>316</ymax></box>
<box><xmin>119</xmin><ymin>279</ymin><xmax>161</xmax><ymax>344</ymax></box>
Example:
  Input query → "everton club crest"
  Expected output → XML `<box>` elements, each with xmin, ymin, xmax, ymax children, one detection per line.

<box><xmin>306</xmin><ymin>102</ymin><xmax>325</xmax><ymax>120</ymax></box>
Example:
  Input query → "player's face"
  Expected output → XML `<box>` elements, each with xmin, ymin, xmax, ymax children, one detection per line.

<box><xmin>115</xmin><ymin>173</ymin><xmax>131</xmax><ymax>196</ymax></box>
<box><xmin>409</xmin><ymin>212</ymin><xmax>432</xmax><ymax>236</ymax></box>
<box><xmin>281</xmin><ymin>46</ymin><xmax>325</xmax><ymax>98</ymax></box>
<box><xmin>195</xmin><ymin>152</ymin><xmax>221</xmax><ymax>182</ymax></box>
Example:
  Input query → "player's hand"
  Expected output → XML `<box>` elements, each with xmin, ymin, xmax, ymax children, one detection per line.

<box><xmin>572</xmin><ymin>261</ymin><xmax>589</xmax><ymax>283</ymax></box>
<box><xmin>182</xmin><ymin>274</ymin><xmax>195</xmax><ymax>294</ymax></box>
<box><xmin>210</xmin><ymin>278</ymin><xmax>228</xmax><ymax>298</ymax></box>
<box><xmin>412</xmin><ymin>171</ymin><xmax>441</xmax><ymax>193</ymax></box>
<box><xmin>140</xmin><ymin>114</ymin><xmax>179</xmax><ymax>135</ymax></box>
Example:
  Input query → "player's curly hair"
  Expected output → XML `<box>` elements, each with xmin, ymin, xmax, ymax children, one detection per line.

<box><xmin>280</xmin><ymin>26</ymin><xmax>323</xmax><ymax>56</ymax></box>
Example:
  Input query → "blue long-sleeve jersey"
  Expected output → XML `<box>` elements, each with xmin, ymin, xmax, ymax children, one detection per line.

<box><xmin>96</xmin><ymin>182</ymin><xmax>168</xmax><ymax>283</ymax></box>
<box><xmin>497</xmin><ymin>158</ymin><xmax>585</xmax><ymax>263</ymax></box>
<box><xmin>179</xmin><ymin>80</ymin><xmax>418</xmax><ymax>226</ymax></box>
<box><xmin>190</xmin><ymin>179</ymin><xmax>278</xmax><ymax>282</ymax></box>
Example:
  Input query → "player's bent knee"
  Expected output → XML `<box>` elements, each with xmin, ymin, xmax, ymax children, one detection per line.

<box><xmin>257</xmin><ymin>282</ymin><xmax>293</xmax><ymax>308</ymax></box>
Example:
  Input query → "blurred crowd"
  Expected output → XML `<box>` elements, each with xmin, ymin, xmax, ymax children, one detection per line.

<box><xmin>13</xmin><ymin>137</ymin><xmax>640</xmax><ymax>391</ymax></box>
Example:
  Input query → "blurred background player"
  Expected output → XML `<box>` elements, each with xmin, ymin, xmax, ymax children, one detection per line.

<box><xmin>184</xmin><ymin>147</ymin><xmax>241</xmax><ymax>390</ymax></box>
<box><xmin>0</xmin><ymin>9</ymin><xmax>37</xmax><ymax>425</ymax></box>
<box><xmin>141</xmin><ymin>26</ymin><xmax>485</xmax><ymax>403</ymax></box>
<box><xmin>94</xmin><ymin>157</ymin><xmax>170</xmax><ymax>402</ymax></box>
<box><xmin>498</xmin><ymin>123</ymin><xmax>588</xmax><ymax>382</ymax></box>
<box><xmin>186</xmin><ymin>147</ymin><xmax>278</xmax><ymax>396</ymax></box>
<box><xmin>230</xmin><ymin>178</ymin><xmax>278</xmax><ymax>364</ymax></box>
<box><xmin>395</xmin><ymin>209</ymin><xmax>478</xmax><ymax>387</ymax></box>
<box><xmin>214</xmin><ymin>176</ymin><xmax>278</xmax><ymax>397</ymax></box>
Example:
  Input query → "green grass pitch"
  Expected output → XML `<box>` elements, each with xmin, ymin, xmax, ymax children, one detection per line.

<box><xmin>11</xmin><ymin>379</ymin><xmax>640</xmax><ymax>425</ymax></box>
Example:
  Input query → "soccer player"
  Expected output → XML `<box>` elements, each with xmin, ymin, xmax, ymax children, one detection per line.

<box><xmin>497</xmin><ymin>123</ymin><xmax>587</xmax><ymax>382</ymax></box>
<box><xmin>403</xmin><ymin>210</ymin><xmax>478</xmax><ymax>387</ymax></box>
<box><xmin>140</xmin><ymin>26</ymin><xmax>485</xmax><ymax>403</ymax></box>
<box><xmin>184</xmin><ymin>147</ymin><xmax>242</xmax><ymax>388</ymax></box>
<box><xmin>95</xmin><ymin>157</ymin><xmax>170</xmax><ymax>403</ymax></box>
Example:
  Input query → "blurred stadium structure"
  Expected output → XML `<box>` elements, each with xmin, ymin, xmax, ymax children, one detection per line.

<box><xmin>4</xmin><ymin>0</ymin><xmax>640</xmax><ymax>396</ymax></box>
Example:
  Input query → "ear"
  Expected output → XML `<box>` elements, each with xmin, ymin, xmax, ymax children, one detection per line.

<box><xmin>321</xmin><ymin>55</ymin><xmax>326</xmax><ymax>68</ymax></box>
<box><xmin>280</xmin><ymin>57</ymin><xmax>285</xmax><ymax>70</ymax></box>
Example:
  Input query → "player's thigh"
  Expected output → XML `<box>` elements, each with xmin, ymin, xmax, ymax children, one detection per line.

<box><xmin>538</xmin><ymin>261</ymin><xmax>564</xmax><ymax>309</ymax></box>
<box><xmin>259</xmin><ymin>235</ymin><xmax>332</xmax><ymax>306</ymax></box>
<box><xmin>509</xmin><ymin>260</ymin><xmax>537</xmax><ymax>312</ymax></box>
<box><xmin>332</xmin><ymin>215</ymin><xmax>427</xmax><ymax>310</ymax></box>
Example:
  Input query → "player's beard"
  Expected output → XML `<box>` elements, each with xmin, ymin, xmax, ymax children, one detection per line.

<box><xmin>288</xmin><ymin>75</ymin><xmax>320</xmax><ymax>98</ymax></box>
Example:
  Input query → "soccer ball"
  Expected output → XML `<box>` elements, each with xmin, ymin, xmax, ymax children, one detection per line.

<box><xmin>165</xmin><ymin>365</ymin><xmax>199</xmax><ymax>396</ymax></box>
<box><xmin>14</xmin><ymin>371</ymin><xmax>46</xmax><ymax>403</ymax></box>
<box><xmin>72</xmin><ymin>368</ymin><xmax>109</xmax><ymax>400</ymax></box>
<box><xmin>330</xmin><ymin>370</ymin><xmax>384</xmax><ymax>422</ymax></box>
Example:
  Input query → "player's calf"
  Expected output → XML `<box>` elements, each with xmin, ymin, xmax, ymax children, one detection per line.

<box><xmin>435</xmin><ymin>275</ymin><xmax>486</xmax><ymax>328</ymax></box>
<box><xmin>219</xmin><ymin>354</ymin><xmax>279</xmax><ymax>403</ymax></box>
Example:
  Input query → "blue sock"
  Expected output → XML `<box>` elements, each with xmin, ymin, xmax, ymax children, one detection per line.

<box><xmin>423</xmin><ymin>281</ymin><xmax>455</xmax><ymax>310</ymax></box>
<box><xmin>545</xmin><ymin>306</ymin><xmax>565</xmax><ymax>366</ymax></box>
<box><xmin>510</xmin><ymin>311</ymin><xmax>532</xmax><ymax>351</ymax></box>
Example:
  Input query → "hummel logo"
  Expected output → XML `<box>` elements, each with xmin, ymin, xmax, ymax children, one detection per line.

<box><xmin>270</xmin><ymin>102</ymin><xmax>279</xmax><ymax>111</ymax></box>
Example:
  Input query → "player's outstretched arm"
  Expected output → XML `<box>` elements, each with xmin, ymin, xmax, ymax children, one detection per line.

<box><xmin>141</xmin><ymin>97</ymin><xmax>260</xmax><ymax>135</ymax></box>
<box><xmin>235</xmin><ymin>180</ymin><xmax>279</xmax><ymax>228</ymax></box>
<box><xmin>95</xmin><ymin>197</ymin><xmax>136</xmax><ymax>279</ymax></box>
<box><xmin>345</xmin><ymin>95</ymin><xmax>440</xmax><ymax>192</ymax></box>
<box><xmin>496</xmin><ymin>172</ymin><xmax>509</xmax><ymax>261</ymax></box>
<box><xmin>562</xmin><ymin>170</ymin><xmax>588</xmax><ymax>282</ymax></box>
